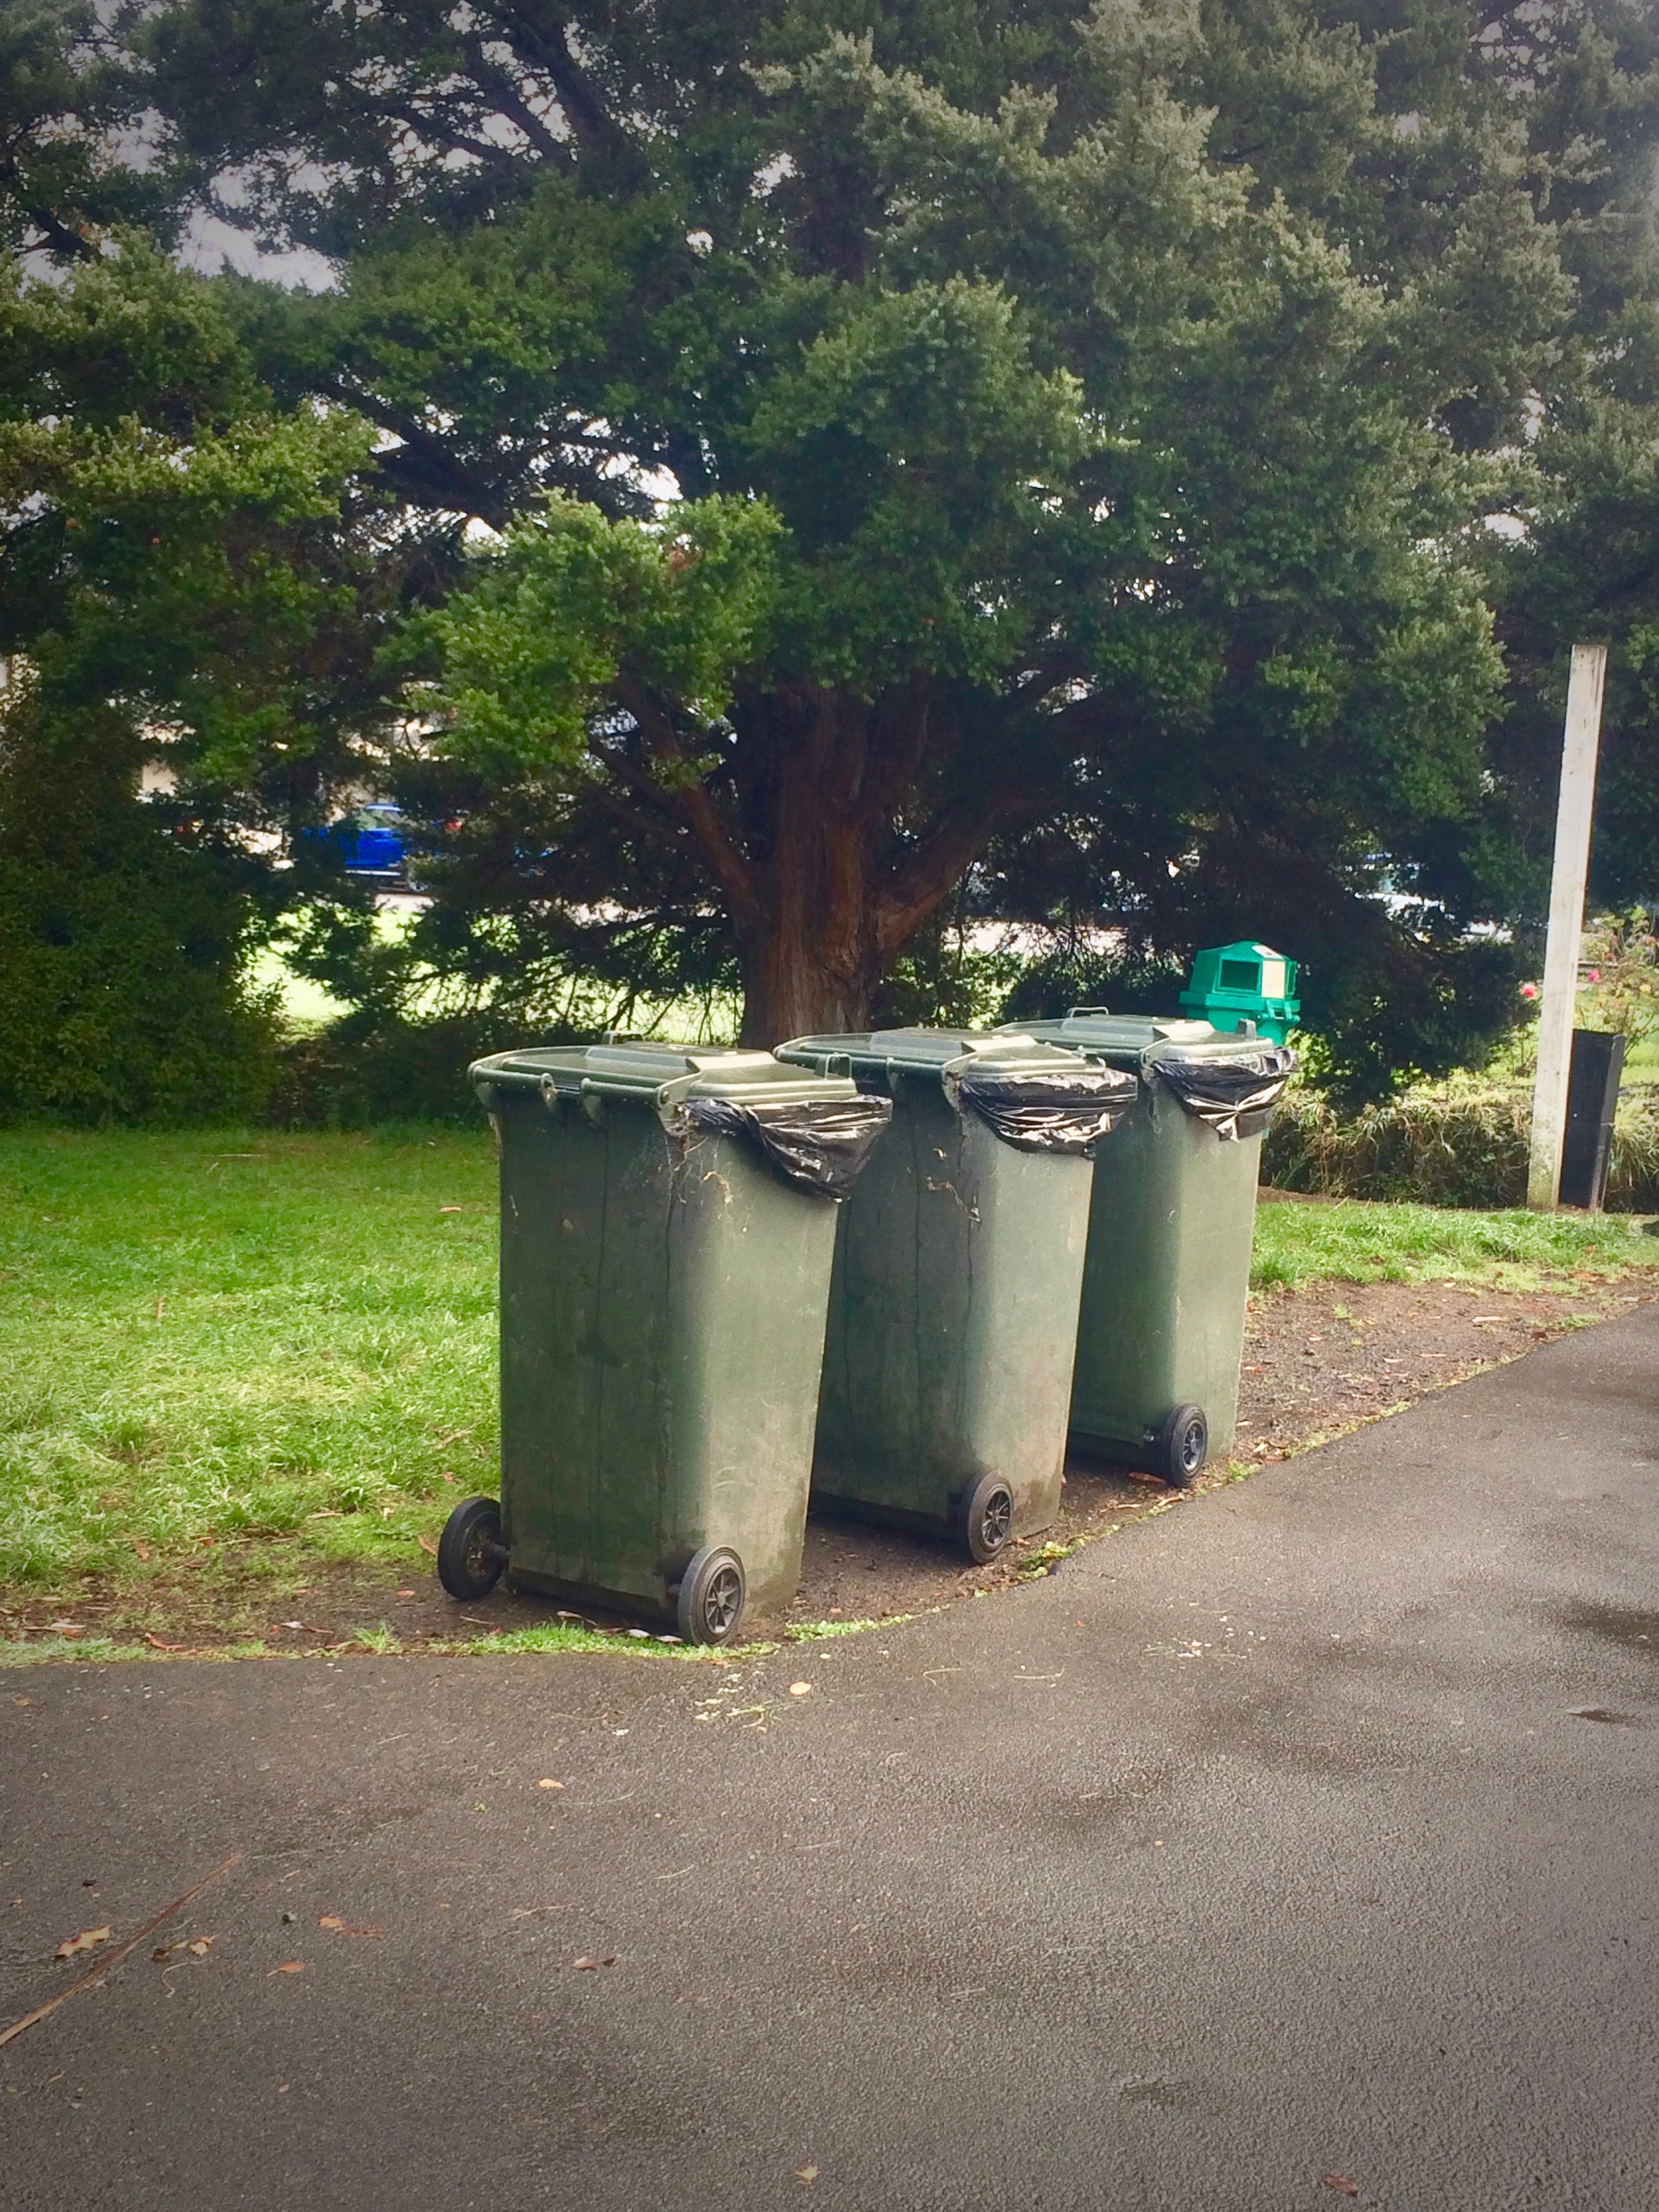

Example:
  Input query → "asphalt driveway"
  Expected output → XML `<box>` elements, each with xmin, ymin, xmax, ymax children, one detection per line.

<box><xmin>3</xmin><ymin>1309</ymin><xmax>1656</xmax><ymax>2210</ymax></box>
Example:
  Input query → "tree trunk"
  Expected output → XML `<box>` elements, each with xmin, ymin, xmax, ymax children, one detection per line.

<box><xmin>736</xmin><ymin>737</ymin><xmax>884</xmax><ymax>1045</ymax></box>
<box><xmin>689</xmin><ymin>682</ymin><xmax>1013</xmax><ymax>1046</ymax></box>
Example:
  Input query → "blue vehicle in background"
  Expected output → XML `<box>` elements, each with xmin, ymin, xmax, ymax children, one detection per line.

<box><xmin>294</xmin><ymin>803</ymin><xmax>409</xmax><ymax>884</ymax></box>
<box><xmin>342</xmin><ymin>804</ymin><xmax>407</xmax><ymax>878</ymax></box>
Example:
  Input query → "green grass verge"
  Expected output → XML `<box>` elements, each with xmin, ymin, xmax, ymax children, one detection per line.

<box><xmin>0</xmin><ymin>1126</ymin><xmax>499</xmax><ymax>1590</ymax></box>
<box><xmin>1251</xmin><ymin>1193</ymin><xmax>1657</xmax><ymax>1291</ymax></box>
<box><xmin>2</xmin><ymin>1128</ymin><xmax>1654</xmax><ymax>1606</ymax></box>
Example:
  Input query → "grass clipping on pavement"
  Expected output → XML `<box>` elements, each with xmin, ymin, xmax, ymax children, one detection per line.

<box><xmin>1</xmin><ymin>1128</ymin><xmax>1654</xmax><ymax>1617</ymax></box>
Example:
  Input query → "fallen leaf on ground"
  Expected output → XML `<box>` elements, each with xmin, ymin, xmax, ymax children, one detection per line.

<box><xmin>151</xmin><ymin>1942</ymin><xmax>184</xmax><ymax>1961</ymax></box>
<box><xmin>1321</xmin><ymin>2177</ymin><xmax>1359</xmax><ymax>2198</ymax></box>
<box><xmin>132</xmin><ymin>1540</ymin><xmax>150</xmax><ymax>1561</ymax></box>
<box><xmin>569</xmin><ymin>1955</ymin><xmax>616</xmax><ymax>1970</ymax></box>
<box><xmin>319</xmin><ymin>1915</ymin><xmax>343</xmax><ymax>1929</ymax></box>
<box><xmin>186</xmin><ymin>1938</ymin><xmax>213</xmax><ymax>1958</ymax></box>
<box><xmin>395</xmin><ymin>1589</ymin><xmax>416</xmax><ymax>1598</ymax></box>
<box><xmin>536</xmin><ymin>1778</ymin><xmax>564</xmax><ymax>1790</ymax></box>
<box><xmin>438</xmin><ymin>1205</ymin><xmax>463</xmax><ymax>1213</ymax></box>
<box><xmin>50</xmin><ymin>1622</ymin><xmax>84</xmax><ymax>1639</ymax></box>
<box><xmin>143</xmin><ymin>1633</ymin><xmax>188</xmax><ymax>1652</ymax></box>
<box><xmin>417</xmin><ymin>1536</ymin><xmax>438</xmax><ymax>1557</ymax></box>
<box><xmin>55</xmin><ymin>1927</ymin><xmax>112</xmax><ymax>1960</ymax></box>
<box><xmin>789</xmin><ymin>1681</ymin><xmax>813</xmax><ymax>1696</ymax></box>
<box><xmin>795</xmin><ymin>2166</ymin><xmax>819</xmax><ymax>2184</ymax></box>
<box><xmin>319</xmin><ymin>1917</ymin><xmax>381</xmax><ymax>1938</ymax></box>
<box><xmin>269</xmin><ymin>1961</ymin><xmax>304</xmax><ymax>1975</ymax></box>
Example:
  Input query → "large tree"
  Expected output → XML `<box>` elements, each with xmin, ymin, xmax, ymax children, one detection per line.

<box><xmin>0</xmin><ymin>142</ymin><xmax>384</xmax><ymax>1111</ymax></box>
<box><xmin>33</xmin><ymin>3</ymin><xmax>1659</xmax><ymax>1076</ymax></box>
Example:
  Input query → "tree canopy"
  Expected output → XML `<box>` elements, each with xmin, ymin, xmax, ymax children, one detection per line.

<box><xmin>7</xmin><ymin>1</ymin><xmax>1659</xmax><ymax>1098</ymax></box>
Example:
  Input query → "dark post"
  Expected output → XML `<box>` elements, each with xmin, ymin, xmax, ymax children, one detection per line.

<box><xmin>1558</xmin><ymin>1030</ymin><xmax>1625</xmax><ymax>1210</ymax></box>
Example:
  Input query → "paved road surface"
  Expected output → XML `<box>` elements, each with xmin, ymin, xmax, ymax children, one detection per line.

<box><xmin>3</xmin><ymin>1311</ymin><xmax>1656</xmax><ymax>2210</ymax></box>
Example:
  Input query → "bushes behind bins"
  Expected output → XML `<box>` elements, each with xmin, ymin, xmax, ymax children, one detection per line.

<box><xmin>0</xmin><ymin>712</ymin><xmax>282</xmax><ymax>1126</ymax></box>
<box><xmin>266</xmin><ymin>1011</ymin><xmax>523</xmax><ymax>1127</ymax></box>
<box><xmin>1263</xmin><ymin>1089</ymin><xmax>1659</xmax><ymax>1212</ymax></box>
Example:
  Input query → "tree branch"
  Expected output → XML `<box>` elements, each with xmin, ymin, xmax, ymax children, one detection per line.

<box><xmin>330</xmin><ymin>384</ymin><xmax>515</xmax><ymax>525</ymax></box>
<box><xmin>856</xmin><ymin>671</ymin><xmax>933</xmax><ymax>825</ymax></box>
<box><xmin>581</xmin><ymin>765</ymin><xmax>682</xmax><ymax>849</ymax></box>
<box><xmin>876</xmin><ymin>798</ymin><xmax>1018</xmax><ymax>961</ymax></box>
<box><xmin>610</xmin><ymin>676</ymin><xmax>761</xmax><ymax>927</ymax></box>
<box><xmin>388</xmin><ymin>105</ymin><xmax>516</xmax><ymax>171</ymax></box>
<box><xmin>485</xmin><ymin>7</ymin><xmax>627</xmax><ymax>159</ymax></box>
<box><xmin>455</xmin><ymin>37</ymin><xmax>573</xmax><ymax>167</ymax></box>
<box><xmin>875</xmin><ymin>766</ymin><xmax>1059</xmax><ymax>960</ymax></box>
<box><xmin>0</xmin><ymin>163</ymin><xmax>98</xmax><ymax>262</ymax></box>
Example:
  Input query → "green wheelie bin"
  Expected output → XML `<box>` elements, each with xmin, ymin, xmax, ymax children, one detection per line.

<box><xmin>774</xmin><ymin>1029</ymin><xmax>1138</xmax><ymax>1561</ymax></box>
<box><xmin>443</xmin><ymin>1044</ymin><xmax>890</xmax><ymax>1644</ymax></box>
<box><xmin>1006</xmin><ymin>1013</ymin><xmax>1296</xmax><ymax>1486</ymax></box>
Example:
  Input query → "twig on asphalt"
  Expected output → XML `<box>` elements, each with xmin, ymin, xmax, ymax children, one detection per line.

<box><xmin>0</xmin><ymin>1853</ymin><xmax>243</xmax><ymax>2050</ymax></box>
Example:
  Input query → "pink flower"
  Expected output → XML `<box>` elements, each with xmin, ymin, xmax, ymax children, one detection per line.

<box><xmin>1519</xmin><ymin>982</ymin><xmax>1539</xmax><ymax>1000</ymax></box>
<box><xmin>1586</xmin><ymin>968</ymin><xmax>1601</xmax><ymax>984</ymax></box>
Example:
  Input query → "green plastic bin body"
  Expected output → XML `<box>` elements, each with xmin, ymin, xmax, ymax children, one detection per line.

<box><xmin>1010</xmin><ymin>1015</ymin><xmax>1282</xmax><ymax>1464</ymax></box>
<box><xmin>774</xmin><ymin>1030</ymin><xmax>1101</xmax><ymax>1542</ymax></box>
<box><xmin>469</xmin><ymin>1044</ymin><xmax>861</xmax><ymax>1626</ymax></box>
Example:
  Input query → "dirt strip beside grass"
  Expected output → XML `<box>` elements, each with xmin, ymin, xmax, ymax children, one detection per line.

<box><xmin>5</xmin><ymin>1270</ymin><xmax>1650</xmax><ymax>1658</ymax></box>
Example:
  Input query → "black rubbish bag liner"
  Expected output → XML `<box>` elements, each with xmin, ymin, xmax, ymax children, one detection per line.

<box><xmin>674</xmin><ymin>1094</ymin><xmax>894</xmax><ymax>1200</ymax></box>
<box><xmin>1153</xmin><ymin>1048</ymin><xmax>1297</xmax><ymax>1141</ymax></box>
<box><xmin>947</xmin><ymin>1065</ymin><xmax>1140</xmax><ymax>1153</ymax></box>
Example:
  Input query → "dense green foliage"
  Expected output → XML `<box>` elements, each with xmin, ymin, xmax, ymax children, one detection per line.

<box><xmin>0</xmin><ymin>220</ymin><xmax>387</xmax><ymax>1116</ymax></box>
<box><xmin>1264</xmin><ymin>1086</ymin><xmax>1659</xmax><ymax>1212</ymax></box>
<box><xmin>0</xmin><ymin>704</ymin><xmax>279</xmax><ymax>1121</ymax></box>
<box><xmin>3</xmin><ymin>2</ymin><xmax>1658</xmax><ymax>1103</ymax></box>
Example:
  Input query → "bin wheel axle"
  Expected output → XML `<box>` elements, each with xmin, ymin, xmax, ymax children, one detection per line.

<box><xmin>1153</xmin><ymin>1404</ymin><xmax>1208</xmax><ymax>1489</ymax></box>
<box><xmin>676</xmin><ymin>1547</ymin><xmax>747</xmax><ymax>1646</ymax></box>
<box><xmin>957</xmin><ymin>1473</ymin><xmax>1015</xmax><ymax>1564</ymax></box>
<box><xmin>436</xmin><ymin>1496</ymin><xmax>507</xmax><ymax>1602</ymax></box>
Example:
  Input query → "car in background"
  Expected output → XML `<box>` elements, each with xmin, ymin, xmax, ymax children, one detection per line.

<box><xmin>292</xmin><ymin>803</ymin><xmax>409</xmax><ymax>884</ymax></box>
<box><xmin>340</xmin><ymin>803</ymin><xmax>407</xmax><ymax>879</ymax></box>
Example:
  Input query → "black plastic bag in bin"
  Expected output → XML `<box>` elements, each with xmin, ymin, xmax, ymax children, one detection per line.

<box><xmin>675</xmin><ymin>1094</ymin><xmax>894</xmax><ymax>1199</ymax></box>
<box><xmin>1153</xmin><ymin>1048</ymin><xmax>1296</xmax><ymax>1141</ymax></box>
<box><xmin>947</xmin><ymin>1064</ymin><xmax>1140</xmax><ymax>1153</ymax></box>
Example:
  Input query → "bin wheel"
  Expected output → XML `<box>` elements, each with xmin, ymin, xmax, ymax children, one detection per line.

<box><xmin>957</xmin><ymin>1473</ymin><xmax>1015</xmax><ymax>1563</ymax></box>
<box><xmin>436</xmin><ymin>1496</ymin><xmax>507</xmax><ymax>1601</ymax></box>
<box><xmin>676</xmin><ymin>1547</ymin><xmax>746</xmax><ymax>1646</ymax></box>
<box><xmin>1153</xmin><ymin>1404</ymin><xmax>1208</xmax><ymax>1489</ymax></box>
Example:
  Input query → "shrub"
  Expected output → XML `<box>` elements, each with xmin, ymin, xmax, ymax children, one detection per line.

<box><xmin>0</xmin><ymin>708</ymin><xmax>281</xmax><ymax>1124</ymax></box>
<box><xmin>1263</xmin><ymin>1088</ymin><xmax>1659</xmax><ymax>1212</ymax></box>
<box><xmin>266</xmin><ymin>1011</ymin><xmax>518</xmax><ymax>1126</ymax></box>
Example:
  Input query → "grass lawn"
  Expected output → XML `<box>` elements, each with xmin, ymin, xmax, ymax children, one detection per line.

<box><xmin>1251</xmin><ymin>1191</ymin><xmax>1657</xmax><ymax>1290</ymax></box>
<box><xmin>1</xmin><ymin>1127</ymin><xmax>1654</xmax><ymax>1612</ymax></box>
<box><xmin>0</xmin><ymin>1128</ymin><xmax>499</xmax><ymax>1598</ymax></box>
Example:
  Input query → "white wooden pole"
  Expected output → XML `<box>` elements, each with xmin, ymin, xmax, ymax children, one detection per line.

<box><xmin>1528</xmin><ymin>642</ymin><xmax>1608</xmax><ymax>1209</ymax></box>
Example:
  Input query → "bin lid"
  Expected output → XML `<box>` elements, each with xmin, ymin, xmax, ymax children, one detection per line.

<box><xmin>1003</xmin><ymin>1012</ymin><xmax>1263</xmax><ymax>1067</ymax></box>
<box><xmin>470</xmin><ymin>1042</ymin><xmax>894</xmax><ymax>1199</ymax></box>
<box><xmin>1004</xmin><ymin>1013</ymin><xmax>1297</xmax><ymax>1141</ymax></box>
<box><xmin>775</xmin><ymin>1025</ymin><xmax>1061</xmax><ymax>1082</ymax></box>
<box><xmin>776</xmin><ymin>1027</ymin><xmax>1139</xmax><ymax>1153</ymax></box>
<box><xmin>470</xmin><ymin>1042</ymin><xmax>863</xmax><ymax>1108</ymax></box>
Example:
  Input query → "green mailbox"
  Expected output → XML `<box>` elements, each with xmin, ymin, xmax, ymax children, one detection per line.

<box><xmin>1179</xmin><ymin>942</ymin><xmax>1300</xmax><ymax>1046</ymax></box>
